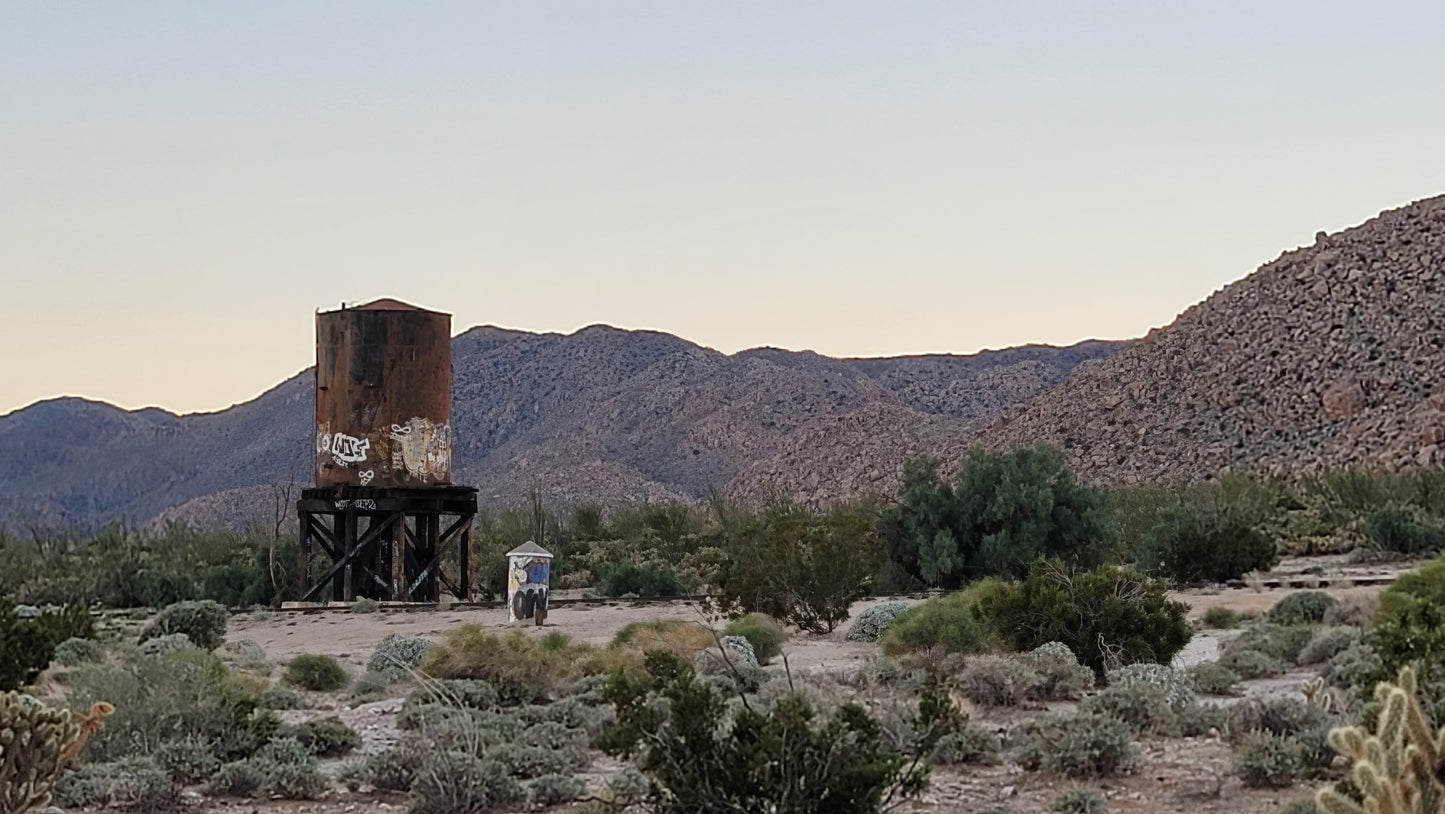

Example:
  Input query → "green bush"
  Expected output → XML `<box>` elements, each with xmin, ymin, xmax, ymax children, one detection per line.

<box><xmin>1200</xmin><ymin>606</ymin><xmax>1244</xmax><ymax>629</ymax></box>
<box><xmin>208</xmin><ymin>737</ymin><xmax>327</xmax><ymax>800</ymax></box>
<box><xmin>714</xmin><ymin>501</ymin><xmax>886</xmax><ymax>634</ymax></box>
<box><xmin>201</xmin><ymin>563</ymin><xmax>271</xmax><ymax>608</ymax></box>
<box><xmin>285</xmin><ymin>654</ymin><xmax>348</xmax><ymax>692</ymax></box>
<box><xmin>1325</xmin><ymin>641</ymin><xmax>1382</xmax><ymax>692</ymax></box>
<box><xmin>597</xmin><ymin>650</ymin><xmax>948</xmax><ymax>813</ymax></box>
<box><xmin>1218</xmin><ymin>648</ymin><xmax>1286</xmax><ymax>680</ymax></box>
<box><xmin>599</xmin><ymin>561</ymin><xmax>694</xmax><ymax>597</ymax></box>
<box><xmin>1016</xmin><ymin>713</ymin><xmax>1136</xmax><ymax>778</ymax></box>
<box><xmin>1365</xmin><ymin>506</ymin><xmax>1444</xmax><ymax>555</ymax></box>
<box><xmin>1233</xmin><ymin>732</ymin><xmax>1302</xmax><ymax>788</ymax></box>
<box><xmin>53</xmin><ymin>756</ymin><xmax>178</xmax><ymax>812</ymax></box>
<box><xmin>1052</xmin><ymin>789</ymin><xmax>1108</xmax><ymax>814</ymax></box>
<box><xmin>154</xmin><ymin>734</ymin><xmax>223</xmax><ymax>784</ymax></box>
<box><xmin>954</xmin><ymin>655</ymin><xmax>1044</xmax><ymax>707</ymax></box>
<box><xmin>1267</xmin><ymin>591</ymin><xmax>1338</xmax><ymax>626</ymax></box>
<box><xmin>525</xmin><ymin>773</ymin><xmax>587</xmax><ymax>807</ymax></box>
<box><xmin>289</xmin><ymin>715</ymin><xmax>361</xmax><ymax>757</ymax></box>
<box><xmin>1187</xmin><ymin>661</ymin><xmax>1241</xmax><ymax>696</ymax></box>
<box><xmin>723</xmin><ymin>613</ymin><xmax>787</xmax><ymax>663</ymax></box>
<box><xmin>846</xmin><ymin>601</ymin><xmax>911</xmax><ymax>642</ymax></box>
<box><xmin>139</xmin><ymin>600</ymin><xmax>229</xmax><ymax>651</ymax></box>
<box><xmin>53</xmin><ymin>636</ymin><xmax>105</xmax><ymax>666</ymax></box>
<box><xmin>880</xmin><ymin>581</ymin><xmax>1004</xmax><ymax>656</ymax></box>
<box><xmin>1079</xmin><ymin>683</ymin><xmax>1179</xmax><ymax>736</ymax></box>
<box><xmin>1105</xmin><ymin>663</ymin><xmax>1194</xmax><ymax>712</ymax></box>
<box><xmin>1023</xmin><ymin>641</ymin><xmax>1097</xmax><ymax>700</ymax></box>
<box><xmin>261</xmin><ymin>685</ymin><xmax>308</xmax><ymax>710</ymax></box>
<box><xmin>66</xmin><ymin>645</ymin><xmax>279</xmax><ymax>762</ymax></box>
<box><xmin>1369</xmin><ymin>557</ymin><xmax>1445</xmax><ymax>706</ymax></box>
<box><xmin>976</xmin><ymin>561</ymin><xmax>1191</xmax><ymax>675</ymax></box>
<box><xmin>1137</xmin><ymin>507</ymin><xmax>1277</xmax><ymax>583</ymax></box>
<box><xmin>1226</xmin><ymin>621</ymin><xmax>1314</xmax><ymax>664</ymax></box>
<box><xmin>1297</xmin><ymin>626</ymin><xmax>1359</xmax><ymax>666</ymax></box>
<box><xmin>880</xmin><ymin>448</ymin><xmax>1115</xmax><ymax>588</ymax></box>
<box><xmin>0</xmin><ymin>601</ymin><xmax>96</xmax><ymax>690</ymax></box>
<box><xmin>930</xmin><ymin>723</ymin><xmax>1000</xmax><ymax>765</ymax></box>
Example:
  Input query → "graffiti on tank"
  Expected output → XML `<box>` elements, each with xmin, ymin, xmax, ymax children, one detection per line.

<box><xmin>334</xmin><ymin>499</ymin><xmax>378</xmax><ymax>510</ymax></box>
<box><xmin>389</xmin><ymin>418</ymin><xmax>451</xmax><ymax>482</ymax></box>
<box><xmin>508</xmin><ymin>556</ymin><xmax>551</xmax><ymax>622</ymax></box>
<box><xmin>358</xmin><ymin>469</ymin><xmax>375</xmax><ymax>486</ymax></box>
<box><xmin>329</xmin><ymin>433</ymin><xmax>370</xmax><ymax>465</ymax></box>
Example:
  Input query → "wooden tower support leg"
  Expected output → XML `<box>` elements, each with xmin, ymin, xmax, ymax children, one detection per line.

<box><xmin>459</xmin><ymin>519</ymin><xmax>472</xmax><ymax>602</ymax></box>
<box><xmin>391</xmin><ymin>515</ymin><xmax>408</xmax><ymax>602</ymax></box>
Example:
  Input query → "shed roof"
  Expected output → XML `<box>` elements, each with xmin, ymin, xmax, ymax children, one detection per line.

<box><xmin>506</xmin><ymin>541</ymin><xmax>554</xmax><ymax>558</ymax></box>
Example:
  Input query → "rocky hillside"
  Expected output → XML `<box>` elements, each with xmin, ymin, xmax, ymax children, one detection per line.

<box><xmin>975</xmin><ymin>195</ymin><xmax>1445</xmax><ymax>482</ymax></box>
<box><xmin>0</xmin><ymin>331</ymin><xmax>1118</xmax><ymax>530</ymax></box>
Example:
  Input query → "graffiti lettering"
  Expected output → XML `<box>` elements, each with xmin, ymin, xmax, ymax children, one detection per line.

<box><xmin>358</xmin><ymin>469</ymin><xmax>375</xmax><ymax>486</ymax></box>
<box><xmin>333</xmin><ymin>499</ymin><xmax>378</xmax><ymax>510</ymax></box>
<box><xmin>389</xmin><ymin>417</ymin><xmax>451</xmax><ymax>482</ymax></box>
<box><xmin>330</xmin><ymin>433</ymin><xmax>370</xmax><ymax>464</ymax></box>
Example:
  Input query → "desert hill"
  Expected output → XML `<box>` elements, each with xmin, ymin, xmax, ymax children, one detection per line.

<box><xmin>974</xmin><ymin>195</ymin><xmax>1445</xmax><ymax>482</ymax></box>
<box><xmin>0</xmin><ymin>330</ymin><xmax>1118</xmax><ymax>530</ymax></box>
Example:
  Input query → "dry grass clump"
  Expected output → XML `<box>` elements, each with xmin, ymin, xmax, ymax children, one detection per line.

<box><xmin>423</xmin><ymin>627</ymin><xmax>592</xmax><ymax>690</ymax></box>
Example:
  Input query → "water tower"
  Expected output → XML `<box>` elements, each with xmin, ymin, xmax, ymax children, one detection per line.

<box><xmin>295</xmin><ymin>298</ymin><xmax>478</xmax><ymax>603</ymax></box>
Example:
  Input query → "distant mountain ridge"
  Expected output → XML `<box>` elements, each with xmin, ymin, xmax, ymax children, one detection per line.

<box><xmin>0</xmin><ymin>331</ymin><xmax>1120</xmax><ymax>530</ymax></box>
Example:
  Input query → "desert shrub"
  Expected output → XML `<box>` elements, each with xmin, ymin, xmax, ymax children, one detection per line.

<box><xmin>488</xmin><ymin>743</ymin><xmax>580</xmax><ymax>779</ymax></box>
<box><xmin>974</xmin><ymin>808</ymin><xmax>1019</xmax><ymax>814</ymax></box>
<box><xmin>54</xmin><ymin>636</ymin><xmax>105</xmax><ymax>666</ymax></box>
<box><xmin>351</xmin><ymin>597</ymin><xmax>380</xmax><ymax>613</ymax></box>
<box><xmin>1052</xmin><ymin>789</ymin><xmax>1108</xmax><ymax>814</ymax></box>
<box><xmin>1234</xmin><ymin>731</ymin><xmax>1302</xmax><ymax>788</ymax></box>
<box><xmin>1276</xmin><ymin>798</ymin><xmax>1320</xmax><ymax>814</ymax></box>
<box><xmin>410</xmin><ymin>678</ymin><xmax>501</xmax><ymax>710</ymax></box>
<box><xmin>977</xmin><ymin>561</ymin><xmax>1191</xmax><ymax>675</ymax></box>
<box><xmin>1223</xmin><ymin>697</ymin><xmax>1332</xmax><ymax>741</ymax></box>
<box><xmin>1016</xmin><ymin>712</ymin><xmax>1136</xmax><ymax>778</ymax></box>
<box><xmin>1187</xmin><ymin>661</ymin><xmax>1241</xmax><ymax>696</ymax></box>
<box><xmin>1365</xmin><ymin>506</ymin><xmax>1444</xmax><ymax>554</ymax></box>
<box><xmin>1325</xmin><ymin>640</ymin><xmax>1382</xmax><ymax>691</ymax></box>
<box><xmin>880</xmin><ymin>448</ymin><xmax>1114</xmax><ymax>588</ymax></box>
<box><xmin>1137</xmin><ymin>507</ymin><xmax>1277</xmax><ymax>583</ymax></box>
<box><xmin>954</xmin><ymin>655</ymin><xmax>1043</xmax><ymax>707</ymax></box>
<box><xmin>138</xmin><ymin>600</ymin><xmax>228</xmax><ymax>651</ymax></box>
<box><xmin>1369</xmin><ymin>557</ymin><xmax>1445</xmax><ymax>703</ymax></box>
<box><xmin>881</xmin><ymin>585</ymin><xmax>1001</xmax><ymax>656</ymax></box>
<box><xmin>409</xmin><ymin>751</ymin><xmax>525</xmax><ymax>814</ymax></box>
<box><xmin>424</xmin><ymin>625</ymin><xmax>586</xmax><ymax>691</ymax></box>
<box><xmin>205</xmin><ymin>760</ymin><xmax>266</xmax><ymax>797</ymax></box>
<box><xmin>66</xmin><ymin>645</ymin><xmax>278</xmax><ymax>761</ymax></box>
<box><xmin>597</xmin><ymin>650</ymin><xmax>948</xmax><ymax>813</ymax></box>
<box><xmin>1322</xmin><ymin>596</ymin><xmax>1376</xmax><ymax>627</ymax></box>
<box><xmin>285</xmin><ymin>654</ymin><xmax>347</xmax><ymax>692</ymax></box>
<box><xmin>1023</xmin><ymin>641</ymin><xmax>1097</xmax><ymax>700</ymax></box>
<box><xmin>0</xmin><ymin>601</ymin><xmax>94</xmax><ymax>690</ymax></box>
<box><xmin>1297</xmin><ymin>626</ymin><xmax>1359</xmax><ymax>666</ymax></box>
<box><xmin>1227</xmin><ymin>621</ymin><xmax>1315</xmax><ymax>664</ymax></box>
<box><xmin>200</xmin><ymin>563</ymin><xmax>270</xmax><ymax>608</ymax></box>
<box><xmin>219</xmin><ymin>638</ymin><xmax>267</xmax><ymax>665</ymax></box>
<box><xmin>367</xmin><ymin>633</ymin><xmax>434</xmax><ymax>680</ymax></box>
<box><xmin>846</xmin><ymin>601</ymin><xmax>911</xmax><ymax>642</ymax></box>
<box><xmin>599</xmin><ymin>561</ymin><xmax>694</xmax><ymax>597</ymax></box>
<box><xmin>1080</xmin><ymin>683</ymin><xmax>1179</xmax><ymax>736</ymax></box>
<box><xmin>526</xmin><ymin>773</ymin><xmax>588</xmax><ymax>807</ymax></box>
<box><xmin>261</xmin><ymin>685</ymin><xmax>308</xmax><ymax>710</ymax></box>
<box><xmin>1219</xmin><ymin>648</ymin><xmax>1286</xmax><ymax>680</ymax></box>
<box><xmin>289</xmin><ymin>715</ymin><xmax>361</xmax><ymax>757</ymax></box>
<box><xmin>53</xmin><ymin>756</ymin><xmax>178</xmax><ymax>812</ymax></box>
<box><xmin>714</xmin><ymin>501</ymin><xmax>886</xmax><ymax>634</ymax></box>
<box><xmin>1179</xmin><ymin>702</ymin><xmax>1228</xmax><ymax>737</ymax></box>
<box><xmin>139</xmin><ymin>633</ymin><xmax>192</xmax><ymax>657</ymax></box>
<box><xmin>154</xmin><ymin>734</ymin><xmax>223</xmax><ymax>783</ymax></box>
<box><xmin>355</xmin><ymin>736</ymin><xmax>430</xmax><ymax>791</ymax></box>
<box><xmin>723</xmin><ymin>613</ymin><xmax>787</xmax><ymax>662</ymax></box>
<box><xmin>1105</xmin><ymin>663</ymin><xmax>1194</xmax><ymax>712</ymax></box>
<box><xmin>1200</xmin><ymin>606</ymin><xmax>1244</xmax><ymax>629</ymax></box>
<box><xmin>208</xmin><ymin>737</ymin><xmax>326</xmax><ymax>800</ymax></box>
<box><xmin>1268</xmin><ymin>591</ymin><xmax>1338</xmax><ymax>626</ymax></box>
<box><xmin>349</xmin><ymin>671</ymin><xmax>391</xmax><ymax>704</ymax></box>
<box><xmin>930</xmin><ymin>723</ymin><xmax>1000</xmax><ymax>765</ymax></box>
<box><xmin>719</xmin><ymin>635</ymin><xmax>759</xmax><ymax>668</ymax></box>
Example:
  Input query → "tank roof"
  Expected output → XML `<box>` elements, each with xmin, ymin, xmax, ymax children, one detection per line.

<box><xmin>319</xmin><ymin>298</ymin><xmax>450</xmax><ymax>315</ymax></box>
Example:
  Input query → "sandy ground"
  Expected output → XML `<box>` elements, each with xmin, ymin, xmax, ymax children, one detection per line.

<box><xmin>205</xmin><ymin>560</ymin><xmax>1412</xmax><ymax>814</ymax></box>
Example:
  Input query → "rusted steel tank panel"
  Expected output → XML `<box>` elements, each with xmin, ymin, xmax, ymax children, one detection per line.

<box><xmin>314</xmin><ymin>298</ymin><xmax>453</xmax><ymax>488</ymax></box>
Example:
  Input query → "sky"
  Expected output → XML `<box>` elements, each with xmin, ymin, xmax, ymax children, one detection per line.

<box><xmin>4</xmin><ymin>2</ymin><xmax>1445</xmax><ymax>416</ymax></box>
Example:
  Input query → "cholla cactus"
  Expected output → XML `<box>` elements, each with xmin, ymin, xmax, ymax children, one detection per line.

<box><xmin>1301</xmin><ymin>676</ymin><xmax>1337</xmax><ymax>713</ymax></box>
<box><xmin>1316</xmin><ymin>667</ymin><xmax>1445</xmax><ymax>814</ymax></box>
<box><xmin>1</xmin><ymin>692</ymin><xmax>85</xmax><ymax>813</ymax></box>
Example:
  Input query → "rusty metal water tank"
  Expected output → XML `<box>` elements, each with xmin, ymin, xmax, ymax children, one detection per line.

<box><xmin>314</xmin><ymin>298</ymin><xmax>453</xmax><ymax>488</ymax></box>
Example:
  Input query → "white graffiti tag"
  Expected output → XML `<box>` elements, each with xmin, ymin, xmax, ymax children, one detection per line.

<box><xmin>329</xmin><ymin>433</ymin><xmax>371</xmax><ymax>464</ymax></box>
<box><xmin>358</xmin><ymin>469</ymin><xmax>375</xmax><ymax>486</ymax></box>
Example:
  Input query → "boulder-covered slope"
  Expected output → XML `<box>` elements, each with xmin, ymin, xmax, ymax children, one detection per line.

<box><xmin>975</xmin><ymin>195</ymin><xmax>1445</xmax><ymax>482</ymax></box>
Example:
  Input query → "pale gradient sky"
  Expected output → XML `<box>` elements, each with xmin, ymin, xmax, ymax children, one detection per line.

<box><xmin>4</xmin><ymin>2</ymin><xmax>1444</xmax><ymax>416</ymax></box>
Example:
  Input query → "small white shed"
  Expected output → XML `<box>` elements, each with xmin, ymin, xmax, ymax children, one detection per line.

<box><xmin>506</xmin><ymin>541</ymin><xmax>553</xmax><ymax>623</ymax></box>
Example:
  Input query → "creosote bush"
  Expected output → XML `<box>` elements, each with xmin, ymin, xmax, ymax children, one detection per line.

<box><xmin>288</xmin><ymin>715</ymin><xmax>361</xmax><ymax>757</ymax></box>
<box><xmin>367</xmin><ymin>633</ymin><xmax>433</xmax><ymax>681</ymax></box>
<box><xmin>881</xmin><ymin>581</ymin><xmax>1004</xmax><ymax>656</ymax></box>
<box><xmin>54</xmin><ymin>756</ymin><xmax>177</xmax><ymax>812</ymax></box>
<box><xmin>977</xmin><ymin>561</ymin><xmax>1191</xmax><ymax>675</ymax></box>
<box><xmin>1187</xmin><ymin>661</ymin><xmax>1241</xmax><ymax>696</ymax></box>
<box><xmin>597</xmin><ymin>650</ymin><xmax>949</xmax><ymax>813</ymax></box>
<box><xmin>1200</xmin><ymin>606</ymin><xmax>1244</xmax><ymax>629</ymax></box>
<box><xmin>138</xmin><ymin>600</ymin><xmax>229</xmax><ymax>651</ymax></box>
<box><xmin>1219</xmin><ymin>648</ymin><xmax>1286</xmax><ymax>680</ymax></box>
<box><xmin>1015</xmin><ymin>712</ymin><xmax>1136</xmax><ymax>778</ymax></box>
<box><xmin>0</xmin><ymin>601</ymin><xmax>95</xmax><ymax>691</ymax></box>
<box><xmin>1137</xmin><ymin>507</ymin><xmax>1277</xmax><ymax>583</ymax></box>
<box><xmin>285</xmin><ymin>654</ymin><xmax>348</xmax><ymax>692</ymax></box>
<box><xmin>1234</xmin><ymin>731</ymin><xmax>1302</xmax><ymax>788</ymax></box>
<box><xmin>1080</xmin><ymin>683</ymin><xmax>1179</xmax><ymax>736</ymax></box>
<box><xmin>1052</xmin><ymin>788</ymin><xmax>1108</xmax><ymax>814</ymax></box>
<box><xmin>1267</xmin><ymin>591</ymin><xmax>1338</xmax><ymax>626</ymax></box>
